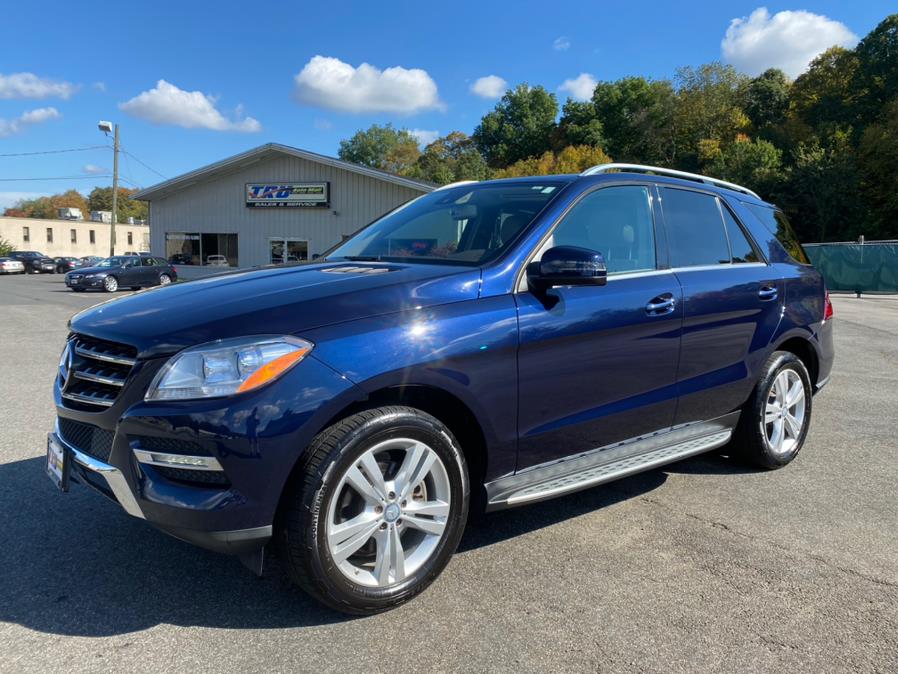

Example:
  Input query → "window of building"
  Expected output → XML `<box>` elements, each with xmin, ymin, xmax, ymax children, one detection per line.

<box><xmin>70</xmin><ymin>229</ymin><xmax>77</xmax><ymax>244</ymax></box>
<box><xmin>23</xmin><ymin>226</ymin><xmax>30</xmax><ymax>242</ymax></box>
<box><xmin>545</xmin><ymin>185</ymin><xmax>657</xmax><ymax>274</ymax></box>
<box><xmin>46</xmin><ymin>228</ymin><xmax>53</xmax><ymax>243</ymax></box>
<box><xmin>127</xmin><ymin>231</ymin><xmax>133</xmax><ymax>246</ymax></box>
<box><xmin>720</xmin><ymin>204</ymin><xmax>759</xmax><ymax>263</ymax></box>
<box><xmin>89</xmin><ymin>229</ymin><xmax>95</xmax><ymax>244</ymax></box>
<box><xmin>165</xmin><ymin>232</ymin><xmax>238</xmax><ymax>267</ymax></box>
<box><xmin>661</xmin><ymin>188</ymin><xmax>730</xmax><ymax>267</ymax></box>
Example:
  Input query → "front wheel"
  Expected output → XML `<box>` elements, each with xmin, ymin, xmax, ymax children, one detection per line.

<box><xmin>103</xmin><ymin>275</ymin><xmax>118</xmax><ymax>292</ymax></box>
<box><xmin>158</xmin><ymin>273</ymin><xmax>172</xmax><ymax>286</ymax></box>
<box><xmin>731</xmin><ymin>351</ymin><xmax>812</xmax><ymax>469</ymax></box>
<box><xmin>278</xmin><ymin>406</ymin><xmax>469</xmax><ymax>615</ymax></box>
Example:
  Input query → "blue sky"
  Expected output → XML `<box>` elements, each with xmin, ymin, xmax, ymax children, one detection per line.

<box><xmin>0</xmin><ymin>1</ymin><xmax>893</xmax><ymax>208</ymax></box>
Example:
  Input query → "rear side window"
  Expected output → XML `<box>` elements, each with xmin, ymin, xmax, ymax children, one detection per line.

<box><xmin>661</xmin><ymin>188</ymin><xmax>730</xmax><ymax>267</ymax></box>
<box><xmin>744</xmin><ymin>204</ymin><xmax>810</xmax><ymax>264</ymax></box>
<box><xmin>548</xmin><ymin>185</ymin><xmax>656</xmax><ymax>274</ymax></box>
<box><xmin>720</xmin><ymin>204</ymin><xmax>760</xmax><ymax>263</ymax></box>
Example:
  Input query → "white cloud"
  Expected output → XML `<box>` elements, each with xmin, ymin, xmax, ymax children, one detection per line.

<box><xmin>82</xmin><ymin>164</ymin><xmax>107</xmax><ymax>175</ymax></box>
<box><xmin>0</xmin><ymin>73</ymin><xmax>77</xmax><ymax>100</ymax></box>
<box><xmin>92</xmin><ymin>81</ymin><xmax>106</xmax><ymax>92</ymax></box>
<box><xmin>293</xmin><ymin>55</ymin><xmax>443</xmax><ymax>114</ymax></box>
<box><xmin>410</xmin><ymin>129</ymin><xmax>440</xmax><ymax>146</ymax></box>
<box><xmin>313</xmin><ymin>118</ymin><xmax>333</xmax><ymax>131</ymax></box>
<box><xmin>559</xmin><ymin>73</ymin><xmax>597</xmax><ymax>101</ymax></box>
<box><xmin>553</xmin><ymin>36</ymin><xmax>571</xmax><ymax>51</ymax></box>
<box><xmin>0</xmin><ymin>107</ymin><xmax>61</xmax><ymax>137</ymax></box>
<box><xmin>721</xmin><ymin>7</ymin><xmax>858</xmax><ymax>78</ymax></box>
<box><xmin>470</xmin><ymin>75</ymin><xmax>507</xmax><ymax>99</ymax></box>
<box><xmin>119</xmin><ymin>80</ymin><xmax>261</xmax><ymax>132</ymax></box>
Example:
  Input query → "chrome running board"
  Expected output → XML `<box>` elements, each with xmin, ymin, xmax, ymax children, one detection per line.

<box><xmin>485</xmin><ymin>412</ymin><xmax>738</xmax><ymax>510</ymax></box>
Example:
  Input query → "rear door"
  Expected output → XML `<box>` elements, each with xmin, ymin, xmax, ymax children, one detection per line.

<box><xmin>658</xmin><ymin>187</ymin><xmax>783</xmax><ymax>425</ymax></box>
<box><xmin>515</xmin><ymin>184</ymin><xmax>683</xmax><ymax>470</ymax></box>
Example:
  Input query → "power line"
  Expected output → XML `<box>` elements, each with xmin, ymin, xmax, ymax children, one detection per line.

<box><xmin>0</xmin><ymin>175</ymin><xmax>113</xmax><ymax>181</ymax></box>
<box><xmin>0</xmin><ymin>145</ymin><xmax>109</xmax><ymax>158</ymax></box>
<box><xmin>120</xmin><ymin>148</ymin><xmax>167</xmax><ymax>180</ymax></box>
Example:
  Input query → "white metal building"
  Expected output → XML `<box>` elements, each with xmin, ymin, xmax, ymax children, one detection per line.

<box><xmin>133</xmin><ymin>143</ymin><xmax>434</xmax><ymax>269</ymax></box>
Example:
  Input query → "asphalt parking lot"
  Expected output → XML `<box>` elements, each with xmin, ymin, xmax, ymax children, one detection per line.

<box><xmin>0</xmin><ymin>272</ymin><xmax>896</xmax><ymax>673</ymax></box>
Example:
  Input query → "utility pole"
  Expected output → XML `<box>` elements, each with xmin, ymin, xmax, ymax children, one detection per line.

<box><xmin>110</xmin><ymin>123</ymin><xmax>119</xmax><ymax>257</ymax></box>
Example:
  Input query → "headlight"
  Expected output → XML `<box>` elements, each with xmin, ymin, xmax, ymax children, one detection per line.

<box><xmin>145</xmin><ymin>335</ymin><xmax>313</xmax><ymax>401</ymax></box>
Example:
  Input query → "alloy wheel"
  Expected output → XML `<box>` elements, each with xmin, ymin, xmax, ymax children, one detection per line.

<box><xmin>763</xmin><ymin>369</ymin><xmax>806</xmax><ymax>455</ymax></box>
<box><xmin>104</xmin><ymin>276</ymin><xmax>118</xmax><ymax>292</ymax></box>
<box><xmin>159</xmin><ymin>274</ymin><xmax>172</xmax><ymax>285</ymax></box>
<box><xmin>325</xmin><ymin>438</ymin><xmax>451</xmax><ymax>588</ymax></box>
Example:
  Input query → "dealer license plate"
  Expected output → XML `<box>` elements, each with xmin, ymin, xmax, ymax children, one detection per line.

<box><xmin>46</xmin><ymin>434</ymin><xmax>70</xmax><ymax>491</ymax></box>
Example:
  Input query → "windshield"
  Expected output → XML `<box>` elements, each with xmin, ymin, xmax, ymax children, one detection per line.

<box><xmin>96</xmin><ymin>257</ymin><xmax>130</xmax><ymax>267</ymax></box>
<box><xmin>327</xmin><ymin>181</ymin><xmax>568</xmax><ymax>265</ymax></box>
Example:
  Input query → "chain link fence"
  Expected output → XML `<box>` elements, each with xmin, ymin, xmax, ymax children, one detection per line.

<box><xmin>804</xmin><ymin>241</ymin><xmax>898</xmax><ymax>295</ymax></box>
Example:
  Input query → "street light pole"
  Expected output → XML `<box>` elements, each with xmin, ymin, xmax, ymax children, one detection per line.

<box><xmin>110</xmin><ymin>123</ymin><xmax>119</xmax><ymax>257</ymax></box>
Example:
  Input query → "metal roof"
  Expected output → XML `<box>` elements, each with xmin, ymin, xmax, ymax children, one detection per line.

<box><xmin>131</xmin><ymin>142</ymin><xmax>435</xmax><ymax>200</ymax></box>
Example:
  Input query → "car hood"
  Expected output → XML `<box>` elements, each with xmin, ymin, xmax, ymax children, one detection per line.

<box><xmin>69</xmin><ymin>261</ymin><xmax>482</xmax><ymax>358</ymax></box>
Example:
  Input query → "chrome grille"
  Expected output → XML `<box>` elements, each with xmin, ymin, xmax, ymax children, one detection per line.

<box><xmin>61</xmin><ymin>334</ymin><xmax>137</xmax><ymax>409</ymax></box>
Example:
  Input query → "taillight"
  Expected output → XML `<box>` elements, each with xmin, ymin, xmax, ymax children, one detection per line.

<box><xmin>824</xmin><ymin>290</ymin><xmax>834</xmax><ymax>321</ymax></box>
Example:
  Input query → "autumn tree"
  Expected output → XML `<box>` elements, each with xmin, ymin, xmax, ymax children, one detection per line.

<box><xmin>88</xmin><ymin>186</ymin><xmax>148</xmax><ymax>222</ymax></box>
<box><xmin>472</xmin><ymin>84</ymin><xmax>558</xmax><ymax>167</ymax></box>
<box><xmin>410</xmin><ymin>132</ymin><xmax>491</xmax><ymax>184</ymax></box>
<box><xmin>338</xmin><ymin>124</ymin><xmax>420</xmax><ymax>175</ymax></box>
<box><xmin>494</xmin><ymin>145</ymin><xmax>612</xmax><ymax>178</ymax></box>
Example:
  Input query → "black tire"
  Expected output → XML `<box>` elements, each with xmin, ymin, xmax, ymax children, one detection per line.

<box><xmin>278</xmin><ymin>406</ymin><xmax>469</xmax><ymax>615</ymax></box>
<box><xmin>103</xmin><ymin>275</ymin><xmax>118</xmax><ymax>292</ymax></box>
<box><xmin>731</xmin><ymin>350</ymin><xmax>812</xmax><ymax>469</ymax></box>
<box><xmin>158</xmin><ymin>273</ymin><xmax>172</xmax><ymax>286</ymax></box>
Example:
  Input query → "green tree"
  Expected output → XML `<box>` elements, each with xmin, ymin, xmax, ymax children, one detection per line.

<box><xmin>858</xmin><ymin>98</ymin><xmax>898</xmax><ymax>239</ymax></box>
<box><xmin>745</xmin><ymin>68</ymin><xmax>791</xmax><ymax>132</ymax></box>
<box><xmin>674</xmin><ymin>63</ymin><xmax>750</xmax><ymax>170</ymax></box>
<box><xmin>852</xmin><ymin>14</ymin><xmax>898</xmax><ymax>125</ymax></box>
<box><xmin>87</xmin><ymin>186</ymin><xmax>147</xmax><ymax>223</ymax></box>
<box><xmin>790</xmin><ymin>47</ymin><xmax>861</xmax><ymax>132</ymax></box>
<box><xmin>0</xmin><ymin>237</ymin><xmax>14</xmax><ymax>256</ymax></box>
<box><xmin>411</xmin><ymin>131</ymin><xmax>491</xmax><ymax>184</ymax></box>
<box><xmin>337</xmin><ymin>124</ymin><xmax>420</xmax><ymax>175</ymax></box>
<box><xmin>472</xmin><ymin>84</ymin><xmax>558</xmax><ymax>167</ymax></box>
<box><xmin>705</xmin><ymin>135</ymin><xmax>784</xmax><ymax>199</ymax></box>
<box><xmin>592</xmin><ymin>77</ymin><xmax>677</xmax><ymax>164</ymax></box>
<box><xmin>556</xmin><ymin>99</ymin><xmax>605</xmax><ymax>149</ymax></box>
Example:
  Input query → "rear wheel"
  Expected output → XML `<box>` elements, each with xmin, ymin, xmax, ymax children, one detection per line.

<box><xmin>278</xmin><ymin>406</ymin><xmax>469</xmax><ymax>614</ymax></box>
<box><xmin>158</xmin><ymin>273</ymin><xmax>172</xmax><ymax>286</ymax></box>
<box><xmin>732</xmin><ymin>351</ymin><xmax>812</xmax><ymax>469</ymax></box>
<box><xmin>103</xmin><ymin>275</ymin><xmax>118</xmax><ymax>292</ymax></box>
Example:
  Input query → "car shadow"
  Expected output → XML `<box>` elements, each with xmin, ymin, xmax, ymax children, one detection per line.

<box><xmin>0</xmin><ymin>452</ymin><xmax>737</xmax><ymax>636</ymax></box>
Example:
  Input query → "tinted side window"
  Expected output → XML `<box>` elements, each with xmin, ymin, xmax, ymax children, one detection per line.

<box><xmin>720</xmin><ymin>204</ymin><xmax>760</xmax><ymax>263</ymax></box>
<box><xmin>744</xmin><ymin>204</ymin><xmax>810</xmax><ymax>264</ymax></box>
<box><xmin>548</xmin><ymin>185</ymin><xmax>656</xmax><ymax>274</ymax></box>
<box><xmin>661</xmin><ymin>188</ymin><xmax>730</xmax><ymax>267</ymax></box>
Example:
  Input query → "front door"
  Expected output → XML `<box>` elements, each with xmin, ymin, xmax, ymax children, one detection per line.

<box><xmin>269</xmin><ymin>238</ymin><xmax>309</xmax><ymax>264</ymax></box>
<box><xmin>657</xmin><ymin>186</ymin><xmax>784</xmax><ymax>425</ymax></box>
<box><xmin>515</xmin><ymin>184</ymin><xmax>683</xmax><ymax>471</ymax></box>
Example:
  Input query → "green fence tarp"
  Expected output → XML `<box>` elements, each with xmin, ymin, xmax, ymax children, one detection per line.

<box><xmin>804</xmin><ymin>243</ymin><xmax>898</xmax><ymax>294</ymax></box>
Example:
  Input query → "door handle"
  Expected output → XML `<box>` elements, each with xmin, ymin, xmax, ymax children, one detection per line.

<box><xmin>758</xmin><ymin>285</ymin><xmax>778</xmax><ymax>301</ymax></box>
<box><xmin>646</xmin><ymin>293</ymin><xmax>676</xmax><ymax>316</ymax></box>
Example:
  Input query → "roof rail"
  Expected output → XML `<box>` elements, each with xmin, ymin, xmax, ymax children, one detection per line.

<box><xmin>580</xmin><ymin>163</ymin><xmax>760</xmax><ymax>199</ymax></box>
<box><xmin>433</xmin><ymin>180</ymin><xmax>479</xmax><ymax>191</ymax></box>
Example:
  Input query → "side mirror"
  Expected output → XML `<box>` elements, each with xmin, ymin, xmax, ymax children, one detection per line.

<box><xmin>528</xmin><ymin>245</ymin><xmax>607</xmax><ymax>290</ymax></box>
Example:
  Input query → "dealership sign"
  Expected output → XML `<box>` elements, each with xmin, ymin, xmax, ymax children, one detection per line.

<box><xmin>246</xmin><ymin>182</ymin><xmax>329</xmax><ymax>208</ymax></box>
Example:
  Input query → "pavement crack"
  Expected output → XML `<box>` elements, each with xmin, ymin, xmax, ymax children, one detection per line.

<box><xmin>638</xmin><ymin>495</ymin><xmax>898</xmax><ymax>591</ymax></box>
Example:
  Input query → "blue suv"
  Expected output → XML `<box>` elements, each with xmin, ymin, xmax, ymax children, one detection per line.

<box><xmin>47</xmin><ymin>164</ymin><xmax>834</xmax><ymax>614</ymax></box>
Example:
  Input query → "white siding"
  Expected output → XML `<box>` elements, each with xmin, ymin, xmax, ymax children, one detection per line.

<box><xmin>148</xmin><ymin>154</ymin><xmax>426</xmax><ymax>267</ymax></box>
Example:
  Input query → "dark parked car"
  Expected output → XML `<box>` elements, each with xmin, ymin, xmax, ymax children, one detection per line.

<box><xmin>10</xmin><ymin>250</ymin><xmax>56</xmax><ymax>273</ymax></box>
<box><xmin>80</xmin><ymin>256</ymin><xmax>103</xmax><ymax>267</ymax></box>
<box><xmin>169</xmin><ymin>253</ymin><xmax>194</xmax><ymax>265</ymax></box>
<box><xmin>63</xmin><ymin>255</ymin><xmax>177</xmax><ymax>292</ymax></box>
<box><xmin>54</xmin><ymin>256</ymin><xmax>84</xmax><ymax>274</ymax></box>
<box><xmin>47</xmin><ymin>164</ymin><xmax>834</xmax><ymax>615</ymax></box>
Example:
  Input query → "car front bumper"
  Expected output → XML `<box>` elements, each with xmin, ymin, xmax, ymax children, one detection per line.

<box><xmin>51</xmin><ymin>353</ymin><xmax>363</xmax><ymax>555</ymax></box>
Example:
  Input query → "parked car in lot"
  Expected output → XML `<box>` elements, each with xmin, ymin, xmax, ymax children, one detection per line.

<box><xmin>80</xmin><ymin>256</ymin><xmax>103</xmax><ymax>267</ymax></box>
<box><xmin>169</xmin><ymin>253</ymin><xmax>193</xmax><ymax>265</ymax></box>
<box><xmin>63</xmin><ymin>255</ymin><xmax>177</xmax><ymax>292</ymax></box>
<box><xmin>0</xmin><ymin>257</ymin><xmax>25</xmax><ymax>274</ymax></box>
<box><xmin>10</xmin><ymin>251</ymin><xmax>56</xmax><ymax>273</ymax></box>
<box><xmin>206</xmin><ymin>254</ymin><xmax>229</xmax><ymax>267</ymax></box>
<box><xmin>54</xmin><ymin>256</ymin><xmax>84</xmax><ymax>274</ymax></box>
<box><xmin>47</xmin><ymin>164</ymin><xmax>834</xmax><ymax>615</ymax></box>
